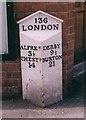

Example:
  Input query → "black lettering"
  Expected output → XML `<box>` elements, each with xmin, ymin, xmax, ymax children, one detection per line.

<box><xmin>35</xmin><ymin>58</ymin><xmax>39</xmax><ymax>62</ymax></box>
<box><xmin>33</xmin><ymin>46</ymin><xmax>37</xmax><ymax>51</ymax></box>
<box><xmin>49</xmin><ymin>60</ymin><xmax>55</xmax><ymax>67</ymax></box>
<box><xmin>21</xmin><ymin>57</ymin><xmax>29</xmax><ymax>61</ymax></box>
<box><xmin>22</xmin><ymin>25</ymin><xmax>27</xmax><ymax>31</ymax></box>
<box><xmin>21</xmin><ymin>56</ymin><xmax>25</xmax><ymax>61</ymax></box>
<box><xmin>39</xmin><ymin>58</ymin><xmax>41</xmax><ymax>62</ymax></box>
<box><xmin>28</xmin><ymin>25</ymin><xmax>33</xmax><ymax>30</ymax></box>
<box><xmin>32</xmin><ymin>58</ymin><xmax>35</xmax><ymax>62</ymax></box>
<box><xmin>27</xmin><ymin>45</ymin><xmax>31</xmax><ymax>50</ymax></box>
<box><xmin>30</xmin><ymin>46</ymin><xmax>33</xmax><ymax>50</ymax></box>
<box><xmin>35</xmin><ymin>17</ymin><xmax>48</xmax><ymax>24</ymax></box>
<box><xmin>59</xmin><ymin>55</ymin><xmax>62</xmax><ymax>59</ymax></box>
<box><xmin>47</xmin><ymin>24</ymin><xmax>52</xmax><ymax>30</ymax></box>
<box><xmin>34</xmin><ymin>25</ymin><xmax>40</xmax><ymax>31</ymax></box>
<box><xmin>50</xmin><ymin>45</ymin><xmax>54</xmax><ymax>49</ymax></box>
<box><xmin>28</xmin><ymin>57</ymin><xmax>32</xmax><ymax>62</ymax></box>
<box><xmin>43</xmin><ymin>17</ymin><xmax>48</xmax><ymax>23</ymax></box>
<box><xmin>55</xmin><ymin>50</ymin><xmax>57</xmax><ymax>55</ymax></box>
<box><xmin>38</xmin><ymin>46</ymin><xmax>41</xmax><ymax>50</ymax></box>
<box><xmin>33</xmin><ymin>51</ymin><xmax>35</xmax><ymax>57</ymax></box>
<box><xmin>28</xmin><ymin>51</ymin><xmax>32</xmax><ymax>56</ymax></box>
<box><xmin>41</xmin><ymin>25</ymin><xmax>46</xmax><ymax>30</ymax></box>
<box><xmin>57</xmin><ymin>44</ymin><xmax>60</xmax><ymax>48</ymax></box>
<box><xmin>38</xmin><ymin>18</ymin><xmax>42</xmax><ymax>23</ymax></box>
<box><xmin>52</xmin><ymin>56</ymin><xmax>55</xmax><ymax>61</ymax></box>
<box><xmin>28</xmin><ymin>62</ymin><xmax>35</xmax><ymax>68</ymax></box>
<box><xmin>54</xmin><ymin>44</ymin><xmax>57</xmax><ymax>49</ymax></box>
<box><xmin>55</xmin><ymin>55</ymin><xmax>62</xmax><ymax>60</ymax></box>
<box><xmin>46</xmin><ymin>46</ymin><xmax>50</xmax><ymax>50</ymax></box>
<box><xmin>53</xmin><ymin>24</ymin><xmax>58</xmax><ymax>30</ymax></box>
<box><xmin>49</xmin><ymin>57</ymin><xmax>52</xmax><ymax>61</ymax></box>
<box><xmin>43</xmin><ymin>46</ymin><xmax>46</xmax><ymax>50</ymax></box>
<box><xmin>20</xmin><ymin>45</ymin><xmax>24</xmax><ymax>50</ymax></box>
<box><xmin>50</xmin><ymin>50</ymin><xmax>54</xmax><ymax>55</ymax></box>
<box><xmin>42</xmin><ymin>58</ymin><xmax>48</xmax><ymax>63</ymax></box>
<box><xmin>35</xmin><ymin>18</ymin><xmax>37</xmax><ymax>23</ymax></box>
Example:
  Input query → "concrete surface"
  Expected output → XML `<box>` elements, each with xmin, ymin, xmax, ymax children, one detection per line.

<box><xmin>1</xmin><ymin>87</ymin><xmax>84</xmax><ymax>118</ymax></box>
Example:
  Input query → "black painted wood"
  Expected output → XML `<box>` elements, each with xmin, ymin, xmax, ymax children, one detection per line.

<box><xmin>2</xmin><ymin>2</ymin><xmax>17</xmax><ymax>61</ymax></box>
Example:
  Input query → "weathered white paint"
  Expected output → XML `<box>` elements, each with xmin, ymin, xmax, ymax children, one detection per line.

<box><xmin>18</xmin><ymin>10</ymin><xmax>63</xmax><ymax>107</ymax></box>
<box><xmin>0</xmin><ymin>2</ymin><xmax>8</xmax><ymax>54</ymax></box>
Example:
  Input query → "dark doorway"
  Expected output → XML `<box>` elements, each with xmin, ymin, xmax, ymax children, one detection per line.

<box><xmin>74</xmin><ymin>2</ymin><xmax>86</xmax><ymax>64</ymax></box>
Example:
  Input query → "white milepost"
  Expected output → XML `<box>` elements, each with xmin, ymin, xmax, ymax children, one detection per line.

<box><xmin>17</xmin><ymin>10</ymin><xmax>63</xmax><ymax>107</ymax></box>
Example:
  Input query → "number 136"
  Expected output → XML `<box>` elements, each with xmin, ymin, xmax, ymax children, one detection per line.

<box><xmin>35</xmin><ymin>17</ymin><xmax>48</xmax><ymax>23</ymax></box>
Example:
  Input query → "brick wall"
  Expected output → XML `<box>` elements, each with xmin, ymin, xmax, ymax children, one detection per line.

<box><xmin>2</xmin><ymin>60</ymin><xmax>22</xmax><ymax>98</ymax></box>
<box><xmin>2</xmin><ymin>2</ymin><xmax>84</xmax><ymax>98</ymax></box>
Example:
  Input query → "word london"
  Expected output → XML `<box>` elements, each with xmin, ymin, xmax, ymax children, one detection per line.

<box><xmin>22</xmin><ymin>24</ymin><xmax>59</xmax><ymax>31</ymax></box>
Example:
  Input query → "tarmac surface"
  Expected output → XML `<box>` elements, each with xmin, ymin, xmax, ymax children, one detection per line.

<box><xmin>1</xmin><ymin>87</ymin><xmax>84</xmax><ymax>119</ymax></box>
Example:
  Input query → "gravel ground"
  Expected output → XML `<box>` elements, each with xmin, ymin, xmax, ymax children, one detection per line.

<box><xmin>1</xmin><ymin>88</ymin><xmax>84</xmax><ymax>119</ymax></box>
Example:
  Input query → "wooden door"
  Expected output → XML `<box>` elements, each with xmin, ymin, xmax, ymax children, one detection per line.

<box><xmin>74</xmin><ymin>2</ymin><xmax>86</xmax><ymax>64</ymax></box>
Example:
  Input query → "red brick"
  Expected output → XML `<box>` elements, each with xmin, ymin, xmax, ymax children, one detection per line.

<box><xmin>13</xmin><ymin>2</ymin><xmax>32</xmax><ymax>12</ymax></box>
<box><xmin>2</xmin><ymin>72</ymin><xmax>7</xmax><ymax>80</ymax></box>
<box><xmin>2</xmin><ymin>86</ymin><xmax>21</xmax><ymax>94</ymax></box>
<box><xmin>0</xmin><ymin>81</ymin><xmax>2</xmax><ymax>87</ymax></box>
<box><xmin>12</xmin><ymin>72</ymin><xmax>21</xmax><ymax>79</ymax></box>
<box><xmin>15</xmin><ymin>12</ymin><xmax>31</xmax><ymax>21</ymax></box>
<box><xmin>63</xmin><ymin>54</ymin><xmax>74</xmax><ymax>66</ymax></box>
<box><xmin>2</xmin><ymin>71</ymin><xmax>21</xmax><ymax>80</ymax></box>
<box><xmin>0</xmin><ymin>72</ymin><xmax>2</xmax><ymax>80</ymax></box>
<box><xmin>2</xmin><ymin>63</ymin><xmax>21</xmax><ymax>71</ymax></box>
<box><xmin>68</xmin><ymin>26</ymin><xmax>75</xmax><ymax>34</ymax></box>
<box><xmin>68</xmin><ymin>3</ymin><xmax>75</xmax><ymax>10</ymax></box>
<box><xmin>2</xmin><ymin>72</ymin><xmax>10</xmax><ymax>80</ymax></box>
<box><xmin>46</xmin><ymin>3</ymin><xmax>68</xmax><ymax>12</ymax></box>
<box><xmin>66</xmin><ymin>18</ymin><xmax>75</xmax><ymax>27</ymax></box>
<box><xmin>14</xmin><ymin>3</ymin><xmax>25</xmax><ymax>12</ymax></box>
<box><xmin>63</xmin><ymin>48</ymin><xmax>74</xmax><ymax>56</ymax></box>
<box><xmin>68</xmin><ymin>11</ymin><xmax>75</xmax><ymax>18</ymax></box>
<box><xmin>63</xmin><ymin>64</ymin><xmax>67</xmax><ymax>70</ymax></box>
<box><xmin>47</xmin><ymin>12</ymin><xmax>57</xmax><ymax>18</ymax></box>
<box><xmin>32</xmin><ymin>3</ymin><xmax>46</xmax><ymax>12</ymax></box>
<box><xmin>2</xmin><ymin>80</ymin><xmax>21</xmax><ymax>87</ymax></box>
<box><xmin>67</xmin><ymin>56</ymin><xmax>74</xmax><ymax>65</ymax></box>
<box><xmin>16</xmin><ymin>63</ymin><xmax>21</xmax><ymax>71</ymax></box>
<box><xmin>63</xmin><ymin>43</ymin><xmax>68</xmax><ymax>52</ymax></box>
<box><xmin>24</xmin><ymin>5</ymin><xmax>32</xmax><ymax>12</ymax></box>
<box><xmin>0</xmin><ymin>63</ymin><xmax>2</xmax><ymax>71</ymax></box>
<box><xmin>57</xmin><ymin>3</ymin><xmax>69</xmax><ymax>12</ymax></box>
<box><xmin>67</xmin><ymin>34</ymin><xmax>75</xmax><ymax>42</ymax></box>
<box><xmin>6</xmin><ymin>72</ymin><xmax>12</xmax><ymax>79</ymax></box>
<box><xmin>67</xmin><ymin>40</ymin><xmax>75</xmax><ymax>50</ymax></box>
<box><xmin>63</xmin><ymin>29</ymin><xmax>69</xmax><ymax>37</ymax></box>
<box><xmin>63</xmin><ymin>69</ymin><xmax>68</xmax><ymax>79</ymax></box>
<box><xmin>46</xmin><ymin>4</ymin><xmax>58</xmax><ymax>12</ymax></box>
<box><xmin>63</xmin><ymin>69</ymin><xmax>73</xmax><ymax>78</ymax></box>
<box><xmin>67</xmin><ymin>62</ymin><xmax>74</xmax><ymax>70</ymax></box>
<box><xmin>67</xmin><ymin>49</ymin><xmax>74</xmax><ymax>56</ymax></box>
<box><xmin>63</xmin><ymin>22</ymin><xmax>68</xmax><ymax>29</ymax></box>
<box><xmin>63</xmin><ymin>60</ymin><xmax>67</xmax><ymax>65</ymax></box>
<box><xmin>57</xmin><ymin>12</ymin><xmax>68</xmax><ymax>20</ymax></box>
